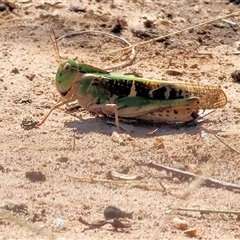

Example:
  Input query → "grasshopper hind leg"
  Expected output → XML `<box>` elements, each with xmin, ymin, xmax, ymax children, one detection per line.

<box><xmin>137</xmin><ymin>99</ymin><xmax>200</xmax><ymax>123</ymax></box>
<box><xmin>88</xmin><ymin>103</ymin><xmax>120</xmax><ymax>130</ymax></box>
<box><xmin>138</xmin><ymin>108</ymin><xmax>199</xmax><ymax>123</ymax></box>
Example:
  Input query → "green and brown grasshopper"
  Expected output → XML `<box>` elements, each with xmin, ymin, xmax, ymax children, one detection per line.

<box><xmin>37</xmin><ymin>34</ymin><xmax>227</xmax><ymax>129</ymax></box>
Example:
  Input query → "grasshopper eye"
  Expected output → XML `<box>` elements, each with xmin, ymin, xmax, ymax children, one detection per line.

<box><xmin>63</xmin><ymin>63</ymin><xmax>71</xmax><ymax>71</ymax></box>
<box><xmin>59</xmin><ymin>62</ymin><xmax>72</xmax><ymax>77</ymax></box>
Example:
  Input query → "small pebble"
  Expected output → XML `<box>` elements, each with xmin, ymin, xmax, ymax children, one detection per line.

<box><xmin>0</xmin><ymin>3</ymin><xmax>7</xmax><ymax>12</ymax></box>
<box><xmin>173</xmin><ymin>217</ymin><xmax>188</xmax><ymax>230</ymax></box>
<box><xmin>25</xmin><ymin>171</ymin><xmax>46</xmax><ymax>182</ymax></box>
<box><xmin>25</xmin><ymin>73</ymin><xmax>36</xmax><ymax>81</ymax></box>
<box><xmin>144</xmin><ymin>19</ymin><xmax>154</xmax><ymax>28</ymax></box>
<box><xmin>11</xmin><ymin>68</ymin><xmax>20</xmax><ymax>74</ymax></box>
<box><xmin>54</xmin><ymin>218</ymin><xmax>67</xmax><ymax>229</ymax></box>
<box><xmin>231</xmin><ymin>70</ymin><xmax>240</xmax><ymax>82</ymax></box>
<box><xmin>165</xmin><ymin>69</ymin><xmax>183</xmax><ymax>76</ymax></box>
<box><xmin>55</xmin><ymin>156</ymin><xmax>69</xmax><ymax>163</ymax></box>
<box><xmin>69</xmin><ymin>2</ymin><xmax>86</xmax><ymax>12</ymax></box>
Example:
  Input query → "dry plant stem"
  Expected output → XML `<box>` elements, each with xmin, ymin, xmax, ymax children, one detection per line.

<box><xmin>147</xmin><ymin>161</ymin><xmax>240</xmax><ymax>191</ymax></box>
<box><xmin>171</xmin><ymin>207</ymin><xmax>240</xmax><ymax>215</ymax></box>
<box><xmin>71</xmin><ymin>127</ymin><xmax>77</xmax><ymax>151</ymax></box>
<box><xmin>0</xmin><ymin>210</ymin><xmax>56</xmax><ymax>240</ymax></box>
<box><xmin>110</xmin><ymin>10</ymin><xmax>240</xmax><ymax>55</ymax></box>
<box><xmin>202</xmin><ymin>127</ymin><xmax>240</xmax><ymax>155</ymax></box>
<box><xmin>221</xmin><ymin>19</ymin><xmax>236</xmax><ymax>26</ymax></box>
<box><xmin>41</xmin><ymin>167</ymin><xmax>166</xmax><ymax>191</ymax></box>
<box><xmin>56</xmin><ymin>30</ymin><xmax>136</xmax><ymax>70</ymax></box>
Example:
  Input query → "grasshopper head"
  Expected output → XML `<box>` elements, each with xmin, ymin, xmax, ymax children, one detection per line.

<box><xmin>55</xmin><ymin>60</ymin><xmax>79</xmax><ymax>96</ymax></box>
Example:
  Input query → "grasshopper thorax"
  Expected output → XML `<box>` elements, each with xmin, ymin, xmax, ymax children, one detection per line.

<box><xmin>55</xmin><ymin>60</ymin><xmax>79</xmax><ymax>96</ymax></box>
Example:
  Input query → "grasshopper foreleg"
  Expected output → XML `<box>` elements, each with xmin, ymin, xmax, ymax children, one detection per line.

<box><xmin>36</xmin><ymin>100</ymin><xmax>72</xmax><ymax>127</ymax></box>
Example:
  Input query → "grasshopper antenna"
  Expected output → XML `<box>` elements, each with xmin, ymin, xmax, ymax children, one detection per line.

<box><xmin>50</xmin><ymin>28</ymin><xmax>61</xmax><ymax>64</ymax></box>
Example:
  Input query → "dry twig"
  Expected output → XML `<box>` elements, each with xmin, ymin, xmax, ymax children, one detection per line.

<box><xmin>169</xmin><ymin>207</ymin><xmax>240</xmax><ymax>215</ymax></box>
<box><xmin>147</xmin><ymin>161</ymin><xmax>240</xmax><ymax>191</ymax></box>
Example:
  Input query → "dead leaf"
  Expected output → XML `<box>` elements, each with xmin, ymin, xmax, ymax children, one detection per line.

<box><xmin>184</xmin><ymin>228</ymin><xmax>197</xmax><ymax>237</ymax></box>
<box><xmin>155</xmin><ymin>137</ymin><xmax>164</xmax><ymax>149</ymax></box>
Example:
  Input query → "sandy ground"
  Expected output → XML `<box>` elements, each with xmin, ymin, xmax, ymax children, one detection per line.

<box><xmin>0</xmin><ymin>0</ymin><xmax>240</xmax><ymax>239</ymax></box>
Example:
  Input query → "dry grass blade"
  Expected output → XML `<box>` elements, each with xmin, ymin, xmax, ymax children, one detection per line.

<box><xmin>109</xmin><ymin>10</ymin><xmax>240</xmax><ymax>56</ymax></box>
<box><xmin>170</xmin><ymin>207</ymin><xmax>240</xmax><ymax>215</ymax></box>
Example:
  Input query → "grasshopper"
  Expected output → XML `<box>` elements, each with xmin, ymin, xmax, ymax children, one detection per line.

<box><xmin>37</xmin><ymin>34</ymin><xmax>227</xmax><ymax>129</ymax></box>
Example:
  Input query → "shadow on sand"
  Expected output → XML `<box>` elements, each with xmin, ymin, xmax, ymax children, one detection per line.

<box><xmin>63</xmin><ymin>116</ymin><xmax>215</xmax><ymax>138</ymax></box>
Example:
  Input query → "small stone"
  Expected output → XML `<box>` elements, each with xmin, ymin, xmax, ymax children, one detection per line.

<box><xmin>25</xmin><ymin>171</ymin><xmax>46</xmax><ymax>182</ymax></box>
<box><xmin>165</xmin><ymin>69</ymin><xmax>183</xmax><ymax>76</ymax></box>
<box><xmin>144</xmin><ymin>19</ymin><xmax>154</xmax><ymax>28</ymax></box>
<box><xmin>29</xmin><ymin>214</ymin><xmax>37</xmax><ymax>222</ymax></box>
<box><xmin>173</xmin><ymin>217</ymin><xmax>188</xmax><ymax>230</ymax></box>
<box><xmin>156</xmin><ymin>18</ymin><xmax>170</xmax><ymax>26</ymax></box>
<box><xmin>213</xmin><ymin>23</ymin><xmax>225</xmax><ymax>28</ymax></box>
<box><xmin>193</xmin><ymin>5</ymin><xmax>200</xmax><ymax>12</ymax></box>
<box><xmin>111</xmin><ymin>19</ymin><xmax>127</xmax><ymax>33</ymax></box>
<box><xmin>229</xmin><ymin>0</ymin><xmax>240</xmax><ymax>5</ymax></box>
<box><xmin>231</xmin><ymin>70</ymin><xmax>240</xmax><ymax>82</ymax></box>
<box><xmin>11</xmin><ymin>68</ymin><xmax>20</xmax><ymax>74</ymax></box>
<box><xmin>21</xmin><ymin>117</ymin><xmax>38</xmax><ymax>130</ymax></box>
<box><xmin>173</xmin><ymin>17</ymin><xmax>186</xmax><ymax>23</ymax></box>
<box><xmin>55</xmin><ymin>156</ymin><xmax>69</xmax><ymax>163</ymax></box>
<box><xmin>111</xmin><ymin>131</ymin><xmax>124</xmax><ymax>145</ymax></box>
<box><xmin>0</xmin><ymin>3</ymin><xmax>7</xmax><ymax>12</ymax></box>
<box><xmin>0</xmin><ymin>165</ymin><xmax>5</xmax><ymax>172</ymax></box>
<box><xmin>190</xmin><ymin>63</ymin><xmax>199</xmax><ymax>69</ymax></box>
<box><xmin>69</xmin><ymin>2</ymin><xmax>86</xmax><ymax>12</ymax></box>
<box><xmin>25</xmin><ymin>73</ymin><xmax>36</xmax><ymax>81</ymax></box>
<box><xmin>15</xmin><ymin>95</ymin><xmax>32</xmax><ymax>104</ymax></box>
<box><xmin>2</xmin><ymin>1</ymin><xmax>16</xmax><ymax>11</ymax></box>
<box><xmin>54</xmin><ymin>218</ymin><xmax>67</xmax><ymax>229</ymax></box>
